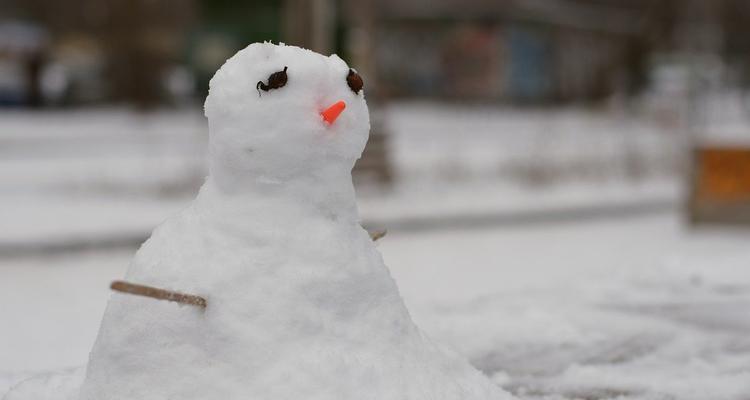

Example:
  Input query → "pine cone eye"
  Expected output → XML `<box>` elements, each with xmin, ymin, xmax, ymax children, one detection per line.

<box><xmin>256</xmin><ymin>66</ymin><xmax>288</xmax><ymax>95</ymax></box>
<box><xmin>347</xmin><ymin>69</ymin><xmax>363</xmax><ymax>94</ymax></box>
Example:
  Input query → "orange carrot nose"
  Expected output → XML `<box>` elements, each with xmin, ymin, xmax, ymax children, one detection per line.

<box><xmin>321</xmin><ymin>100</ymin><xmax>346</xmax><ymax>124</ymax></box>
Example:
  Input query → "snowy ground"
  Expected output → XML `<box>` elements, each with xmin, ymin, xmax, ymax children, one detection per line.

<box><xmin>389</xmin><ymin>216</ymin><xmax>750</xmax><ymax>400</ymax></box>
<box><xmin>0</xmin><ymin>103</ymin><xmax>681</xmax><ymax>250</ymax></box>
<box><xmin>2</xmin><ymin>104</ymin><xmax>750</xmax><ymax>399</ymax></box>
<box><xmin>2</xmin><ymin>213</ymin><xmax>749</xmax><ymax>399</ymax></box>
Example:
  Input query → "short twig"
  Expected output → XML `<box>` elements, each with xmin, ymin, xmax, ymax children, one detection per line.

<box><xmin>369</xmin><ymin>229</ymin><xmax>387</xmax><ymax>241</ymax></box>
<box><xmin>110</xmin><ymin>280</ymin><xmax>207</xmax><ymax>309</ymax></box>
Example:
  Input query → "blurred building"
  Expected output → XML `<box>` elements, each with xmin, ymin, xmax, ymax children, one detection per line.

<box><xmin>2</xmin><ymin>0</ymin><xmax>750</xmax><ymax>106</ymax></box>
<box><xmin>0</xmin><ymin>20</ymin><xmax>48</xmax><ymax>106</ymax></box>
<box><xmin>1</xmin><ymin>0</ymin><xmax>197</xmax><ymax>107</ymax></box>
<box><xmin>368</xmin><ymin>0</ymin><xmax>750</xmax><ymax>103</ymax></box>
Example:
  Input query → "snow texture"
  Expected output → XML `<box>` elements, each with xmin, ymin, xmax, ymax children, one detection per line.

<box><xmin>4</xmin><ymin>43</ymin><xmax>511</xmax><ymax>400</ymax></box>
<box><xmin>4</xmin><ymin>214</ymin><xmax>750</xmax><ymax>400</ymax></box>
<box><xmin>4</xmin><ymin>368</ymin><xmax>83</xmax><ymax>400</ymax></box>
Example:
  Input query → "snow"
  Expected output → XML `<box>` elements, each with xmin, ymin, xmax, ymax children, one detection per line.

<box><xmin>382</xmin><ymin>215</ymin><xmax>750</xmax><ymax>399</ymax></box>
<box><xmin>3</xmin><ymin>214</ymin><xmax>750</xmax><ymax>399</ymax></box>
<box><xmin>2</xmin><ymin>54</ymin><xmax>749</xmax><ymax>398</ymax></box>
<box><xmin>384</xmin><ymin>102</ymin><xmax>681</xmax><ymax>184</ymax></box>
<box><xmin>3</xmin><ymin>368</ymin><xmax>83</xmax><ymax>400</ymax></box>
<box><xmin>0</xmin><ymin>108</ymin><xmax>205</xmax><ymax>195</ymax></box>
<box><xmin>0</xmin><ymin>251</ymin><xmax>126</xmax><ymax>393</ymax></box>
<box><xmin>4</xmin><ymin>43</ymin><xmax>511</xmax><ymax>400</ymax></box>
<box><xmin>0</xmin><ymin>101</ymin><xmax>682</xmax><ymax>249</ymax></box>
<box><xmin>0</xmin><ymin>195</ymin><xmax>185</xmax><ymax>247</ymax></box>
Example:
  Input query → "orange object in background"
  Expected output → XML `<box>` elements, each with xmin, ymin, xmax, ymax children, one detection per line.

<box><xmin>689</xmin><ymin>146</ymin><xmax>750</xmax><ymax>225</ymax></box>
<box><xmin>695</xmin><ymin>148</ymin><xmax>750</xmax><ymax>202</ymax></box>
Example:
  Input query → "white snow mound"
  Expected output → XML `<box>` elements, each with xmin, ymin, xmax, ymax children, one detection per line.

<box><xmin>4</xmin><ymin>42</ymin><xmax>512</xmax><ymax>400</ymax></box>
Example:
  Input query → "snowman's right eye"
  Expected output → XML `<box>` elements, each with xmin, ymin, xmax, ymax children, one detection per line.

<box><xmin>256</xmin><ymin>66</ymin><xmax>288</xmax><ymax>96</ymax></box>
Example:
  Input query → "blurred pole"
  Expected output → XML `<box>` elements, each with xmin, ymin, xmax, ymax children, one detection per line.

<box><xmin>25</xmin><ymin>52</ymin><xmax>44</xmax><ymax>107</ymax></box>
<box><xmin>683</xmin><ymin>0</ymin><xmax>722</xmax><ymax>141</ymax></box>
<box><xmin>282</xmin><ymin>0</ymin><xmax>335</xmax><ymax>54</ymax></box>
<box><xmin>345</xmin><ymin>0</ymin><xmax>393</xmax><ymax>185</ymax></box>
<box><xmin>283</xmin><ymin>0</ymin><xmax>392</xmax><ymax>184</ymax></box>
<box><xmin>682</xmin><ymin>0</ymin><xmax>732</xmax><ymax>225</ymax></box>
<box><xmin>345</xmin><ymin>0</ymin><xmax>376</xmax><ymax>94</ymax></box>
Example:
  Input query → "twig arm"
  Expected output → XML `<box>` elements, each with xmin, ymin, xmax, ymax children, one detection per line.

<box><xmin>368</xmin><ymin>229</ymin><xmax>387</xmax><ymax>241</ymax></box>
<box><xmin>110</xmin><ymin>280</ymin><xmax>207</xmax><ymax>308</ymax></box>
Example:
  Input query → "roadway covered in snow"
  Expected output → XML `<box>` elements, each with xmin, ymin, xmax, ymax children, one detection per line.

<box><xmin>2</xmin><ymin>105</ymin><xmax>749</xmax><ymax>399</ymax></box>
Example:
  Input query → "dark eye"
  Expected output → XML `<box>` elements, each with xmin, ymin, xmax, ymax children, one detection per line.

<box><xmin>256</xmin><ymin>66</ymin><xmax>288</xmax><ymax>95</ymax></box>
<box><xmin>347</xmin><ymin>69</ymin><xmax>363</xmax><ymax>94</ymax></box>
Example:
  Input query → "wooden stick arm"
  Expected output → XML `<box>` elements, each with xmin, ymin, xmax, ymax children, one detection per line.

<box><xmin>110</xmin><ymin>280</ymin><xmax>207</xmax><ymax>308</ymax></box>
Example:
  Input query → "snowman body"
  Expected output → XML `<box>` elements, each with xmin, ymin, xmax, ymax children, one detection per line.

<box><xmin>76</xmin><ymin>43</ymin><xmax>511</xmax><ymax>400</ymax></box>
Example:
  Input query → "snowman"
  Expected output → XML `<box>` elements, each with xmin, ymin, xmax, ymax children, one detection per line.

<box><xmin>5</xmin><ymin>42</ymin><xmax>512</xmax><ymax>400</ymax></box>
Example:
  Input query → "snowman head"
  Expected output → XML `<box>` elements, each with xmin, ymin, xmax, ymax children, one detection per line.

<box><xmin>204</xmin><ymin>42</ymin><xmax>370</xmax><ymax>191</ymax></box>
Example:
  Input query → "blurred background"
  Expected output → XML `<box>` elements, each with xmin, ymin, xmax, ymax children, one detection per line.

<box><xmin>2</xmin><ymin>1</ymin><xmax>750</xmax><ymax>399</ymax></box>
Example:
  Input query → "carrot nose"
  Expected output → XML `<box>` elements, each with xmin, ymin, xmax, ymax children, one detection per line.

<box><xmin>321</xmin><ymin>101</ymin><xmax>346</xmax><ymax>124</ymax></box>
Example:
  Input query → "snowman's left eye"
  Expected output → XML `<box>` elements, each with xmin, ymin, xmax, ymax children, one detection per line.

<box><xmin>347</xmin><ymin>69</ymin><xmax>363</xmax><ymax>94</ymax></box>
<box><xmin>256</xmin><ymin>66</ymin><xmax>288</xmax><ymax>95</ymax></box>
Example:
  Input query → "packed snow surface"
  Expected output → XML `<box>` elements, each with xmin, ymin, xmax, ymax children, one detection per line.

<box><xmin>4</xmin><ymin>43</ymin><xmax>511</xmax><ymax>400</ymax></box>
<box><xmin>4</xmin><ymin>213</ymin><xmax>750</xmax><ymax>400</ymax></box>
